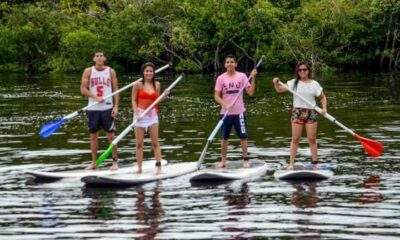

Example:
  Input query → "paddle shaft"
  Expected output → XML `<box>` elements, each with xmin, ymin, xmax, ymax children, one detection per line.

<box><xmin>278</xmin><ymin>81</ymin><xmax>355</xmax><ymax>136</ymax></box>
<box><xmin>197</xmin><ymin>56</ymin><xmax>264</xmax><ymax>167</ymax></box>
<box><xmin>110</xmin><ymin>74</ymin><xmax>184</xmax><ymax>146</ymax></box>
<box><xmin>64</xmin><ymin>64</ymin><xmax>171</xmax><ymax>120</ymax></box>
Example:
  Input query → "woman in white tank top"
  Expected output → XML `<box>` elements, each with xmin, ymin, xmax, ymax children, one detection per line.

<box><xmin>272</xmin><ymin>61</ymin><xmax>328</xmax><ymax>170</ymax></box>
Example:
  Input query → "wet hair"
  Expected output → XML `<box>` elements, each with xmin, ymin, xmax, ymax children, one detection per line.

<box><xmin>224</xmin><ymin>54</ymin><xmax>237</xmax><ymax>63</ymax></box>
<box><xmin>294</xmin><ymin>61</ymin><xmax>312</xmax><ymax>91</ymax></box>
<box><xmin>141</xmin><ymin>62</ymin><xmax>156</xmax><ymax>89</ymax></box>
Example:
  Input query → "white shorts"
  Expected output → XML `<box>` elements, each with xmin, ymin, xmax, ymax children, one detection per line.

<box><xmin>134</xmin><ymin>108</ymin><xmax>159</xmax><ymax>129</ymax></box>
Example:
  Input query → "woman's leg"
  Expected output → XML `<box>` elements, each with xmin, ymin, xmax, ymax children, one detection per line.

<box><xmin>135</xmin><ymin>127</ymin><xmax>145</xmax><ymax>173</ymax></box>
<box><xmin>305</xmin><ymin>122</ymin><xmax>318</xmax><ymax>163</ymax></box>
<box><xmin>289</xmin><ymin>122</ymin><xmax>304</xmax><ymax>169</ymax></box>
<box><xmin>149</xmin><ymin>124</ymin><xmax>162</xmax><ymax>173</ymax></box>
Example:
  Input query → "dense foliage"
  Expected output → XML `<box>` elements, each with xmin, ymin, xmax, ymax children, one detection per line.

<box><xmin>0</xmin><ymin>0</ymin><xmax>399</xmax><ymax>74</ymax></box>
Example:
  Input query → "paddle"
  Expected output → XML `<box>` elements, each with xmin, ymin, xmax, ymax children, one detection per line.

<box><xmin>39</xmin><ymin>64</ymin><xmax>171</xmax><ymax>138</ymax></box>
<box><xmin>197</xmin><ymin>56</ymin><xmax>265</xmax><ymax>169</ymax></box>
<box><xmin>277</xmin><ymin>81</ymin><xmax>384</xmax><ymax>157</ymax></box>
<box><xmin>96</xmin><ymin>74</ymin><xmax>184</xmax><ymax>166</ymax></box>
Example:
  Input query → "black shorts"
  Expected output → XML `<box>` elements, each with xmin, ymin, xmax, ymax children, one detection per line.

<box><xmin>220</xmin><ymin>113</ymin><xmax>247</xmax><ymax>140</ymax></box>
<box><xmin>87</xmin><ymin>109</ymin><xmax>116</xmax><ymax>133</ymax></box>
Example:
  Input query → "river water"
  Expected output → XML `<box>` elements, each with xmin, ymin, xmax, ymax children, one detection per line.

<box><xmin>0</xmin><ymin>71</ymin><xmax>399</xmax><ymax>239</ymax></box>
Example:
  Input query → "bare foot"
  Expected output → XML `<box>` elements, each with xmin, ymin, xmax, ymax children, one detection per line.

<box><xmin>217</xmin><ymin>161</ymin><xmax>226</xmax><ymax>168</ymax></box>
<box><xmin>85</xmin><ymin>163</ymin><xmax>96</xmax><ymax>170</ymax></box>
<box><xmin>285</xmin><ymin>164</ymin><xmax>294</xmax><ymax>170</ymax></box>
<box><xmin>155</xmin><ymin>166</ymin><xmax>161</xmax><ymax>175</ymax></box>
<box><xmin>312</xmin><ymin>162</ymin><xmax>318</xmax><ymax>170</ymax></box>
<box><xmin>243</xmin><ymin>161</ymin><xmax>250</xmax><ymax>168</ymax></box>
<box><xmin>110</xmin><ymin>162</ymin><xmax>118</xmax><ymax>171</ymax></box>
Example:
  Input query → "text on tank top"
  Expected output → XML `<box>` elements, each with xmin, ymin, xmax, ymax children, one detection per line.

<box><xmin>87</xmin><ymin>66</ymin><xmax>113</xmax><ymax>111</ymax></box>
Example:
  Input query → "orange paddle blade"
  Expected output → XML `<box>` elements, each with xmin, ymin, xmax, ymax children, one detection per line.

<box><xmin>354</xmin><ymin>134</ymin><xmax>384</xmax><ymax>158</ymax></box>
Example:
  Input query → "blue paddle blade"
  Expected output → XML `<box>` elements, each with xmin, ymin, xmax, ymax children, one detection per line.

<box><xmin>39</xmin><ymin>118</ymin><xmax>65</xmax><ymax>138</ymax></box>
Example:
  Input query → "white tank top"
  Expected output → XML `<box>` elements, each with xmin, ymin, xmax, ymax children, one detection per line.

<box><xmin>87</xmin><ymin>66</ymin><xmax>113</xmax><ymax>111</ymax></box>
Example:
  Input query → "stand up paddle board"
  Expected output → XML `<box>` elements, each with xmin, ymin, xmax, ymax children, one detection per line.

<box><xmin>25</xmin><ymin>160</ymin><xmax>168</xmax><ymax>180</ymax></box>
<box><xmin>81</xmin><ymin>161</ymin><xmax>198</xmax><ymax>187</ymax></box>
<box><xmin>274</xmin><ymin>163</ymin><xmax>333</xmax><ymax>181</ymax></box>
<box><xmin>190</xmin><ymin>159</ymin><xmax>267</xmax><ymax>182</ymax></box>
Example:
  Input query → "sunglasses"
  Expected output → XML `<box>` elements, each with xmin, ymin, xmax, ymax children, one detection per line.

<box><xmin>298</xmin><ymin>68</ymin><xmax>308</xmax><ymax>72</ymax></box>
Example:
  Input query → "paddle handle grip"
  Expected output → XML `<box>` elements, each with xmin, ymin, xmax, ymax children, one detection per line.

<box><xmin>278</xmin><ymin>81</ymin><xmax>356</xmax><ymax>136</ymax></box>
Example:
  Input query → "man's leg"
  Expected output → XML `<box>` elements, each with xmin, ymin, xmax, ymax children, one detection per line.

<box><xmin>107</xmin><ymin>131</ymin><xmax>118</xmax><ymax>170</ymax></box>
<box><xmin>86</xmin><ymin>132</ymin><xmax>98</xmax><ymax>170</ymax></box>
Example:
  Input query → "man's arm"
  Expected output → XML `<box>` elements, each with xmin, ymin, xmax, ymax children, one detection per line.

<box><xmin>111</xmin><ymin>68</ymin><xmax>119</xmax><ymax>107</ymax></box>
<box><xmin>111</xmin><ymin>68</ymin><xmax>119</xmax><ymax>117</ymax></box>
<box><xmin>80</xmin><ymin>68</ymin><xmax>103</xmax><ymax>102</ymax></box>
<box><xmin>245</xmin><ymin>69</ymin><xmax>257</xmax><ymax>96</ymax></box>
<box><xmin>214</xmin><ymin>90</ymin><xmax>229</xmax><ymax>109</ymax></box>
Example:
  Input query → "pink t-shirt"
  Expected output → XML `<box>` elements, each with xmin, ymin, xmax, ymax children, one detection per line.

<box><xmin>214</xmin><ymin>71</ymin><xmax>250</xmax><ymax>115</ymax></box>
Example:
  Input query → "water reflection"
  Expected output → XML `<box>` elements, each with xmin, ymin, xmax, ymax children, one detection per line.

<box><xmin>135</xmin><ymin>183</ymin><xmax>164</xmax><ymax>239</ymax></box>
<box><xmin>82</xmin><ymin>187</ymin><xmax>118</xmax><ymax>220</ymax></box>
<box><xmin>291</xmin><ymin>181</ymin><xmax>321</xmax><ymax>239</ymax></box>
<box><xmin>359</xmin><ymin>175</ymin><xmax>383</xmax><ymax>204</ymax></box>
<box><xmin>291</xmin><ymin>181</ymin><xmax>319</xmax><ymax>208</ymax></box>
<box><xmin>222</xmin><ymin>183</ymin><xmax>250</xmax><ymax>239</ymax></box>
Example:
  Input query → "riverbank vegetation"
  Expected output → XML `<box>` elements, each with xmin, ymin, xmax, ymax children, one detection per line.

<box><xmin>0</xmin><ymin>0</ymin><xmax>399</xmax><ymax>74</ymax></box>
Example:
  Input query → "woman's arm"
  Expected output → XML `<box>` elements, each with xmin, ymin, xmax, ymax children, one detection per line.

<box><xmin>272</xmin><ymin>77</ymin><xmax>288</xmax><ymax>93</ymax></box>
<box><xmin>131</xmin><ymin>83</ymin><xmax>139</xmax><ymax>112</ymax></box>
<box><xmin>318</xmin><ymin>91</ymin><xmax>327</xmax><ymax>115</ymax></box>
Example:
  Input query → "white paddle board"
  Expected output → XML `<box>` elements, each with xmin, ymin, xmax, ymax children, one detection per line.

<box><xmin>274</xmin><ymin>163</ymin><xmax>333</xmax><ymax>181</ymax></box>
<box><xmin>81</xmin><ymin>161</ymin><xmax>198</xmax><ymax>186</ymax></box>
<box><xmin>25</xmin><ymin>160</ymin><xmax>168</xmax><ymax>180</ymax></box>
<box><xmin>190</xmin><ymin>159</ymin><xmax>267</xmax><ymax>182</ymax></box>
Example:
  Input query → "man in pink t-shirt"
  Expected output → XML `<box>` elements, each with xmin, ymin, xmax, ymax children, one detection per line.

<box><xmin>214</xmin><ymin>54</ymin><xmax>257</xmax><ymax>168</ymax></box>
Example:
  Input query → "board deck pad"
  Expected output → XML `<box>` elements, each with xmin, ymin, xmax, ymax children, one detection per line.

<box><xmin>81</xmin><ymin>161</ymin><xmax>198</xmax><ymax>187</ymax></box>
<box><xmin>274</xmin><ymin>163</ymin><xmax>333</xmax><ymax>181</ymax></box>
<box><xmin>25</xmin><ymin>160</ymin><xmax>168</xmax><ymax>180</ymax></box>
<box><xmin>190</xmin><ymin>159</ymin><xmax>268</xmax><ymax>182</ymax></box>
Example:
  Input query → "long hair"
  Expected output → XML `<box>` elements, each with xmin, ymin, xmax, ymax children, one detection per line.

<box><xmin>141</xmin><ymin>62</ymin><xmax>156</xmax><ymax>89</ymax></box>
<box><xmin>294</xmin><ymin>61</ymin><xmax>312</xmax><ymax>91</ymax></box>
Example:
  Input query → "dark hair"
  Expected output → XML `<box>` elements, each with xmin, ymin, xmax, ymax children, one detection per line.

<box><xmin>224</xmin><ymin>54</ymin><xmax>237</xmax><ymax>63</ymax></box>
<box><xmin>141</xmin><ymin>62</ymin><xmax>156</xmax><ymax>89</ymax></box>
<box><xmin>294</xmin><ymin>61</ymin><xmax>312</xmax><ymax>91</ymax></box>
<box><xmin>93</xmin><ymin>51</ymin><xmax>106</xmax><ymax>57</ymax></box>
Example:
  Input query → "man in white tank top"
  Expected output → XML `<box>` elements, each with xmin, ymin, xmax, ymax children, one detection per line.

<box><xmin>80</xmin><ymin>52</ymin><xmax>119</xmax><ymax>170</ymax></box>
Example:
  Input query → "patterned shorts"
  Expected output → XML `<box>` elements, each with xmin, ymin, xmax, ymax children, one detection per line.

<box><xmin>291</xmin><ymin>108</ymin><xmax>318</xmax><ymax>124</ymax></box>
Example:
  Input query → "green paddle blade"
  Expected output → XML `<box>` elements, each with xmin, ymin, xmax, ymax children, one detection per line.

<box><xmin>96</xmin><ymin>144</ymin><xmax>114</xmax><ymax>166</ymax></box>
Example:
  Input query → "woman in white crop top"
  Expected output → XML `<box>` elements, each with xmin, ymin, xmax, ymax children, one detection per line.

<box><xmin>272</xmin><ymin>61</ymin><xmax>327</xmax><ymax>170</ymax></box>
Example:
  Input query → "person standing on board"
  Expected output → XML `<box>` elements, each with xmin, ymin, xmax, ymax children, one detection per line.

<box><xmin>272</xmin><ymin>61</ymin><xmax>327</xmax><ymax>170</ymax></box>
<box><xmin>214</xmin><ymin>54</ymin><xmax>257</xmax><ymax>168</ymax></box>
<box><xmin>80</xmin><ymin>52</ymin><xmax>119</xmax><ymax>170</ymax></box>
<box><xmin>132</xmin><ymin>62</ymin><xmax>164</xmax><ymax>174</ymax></box>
